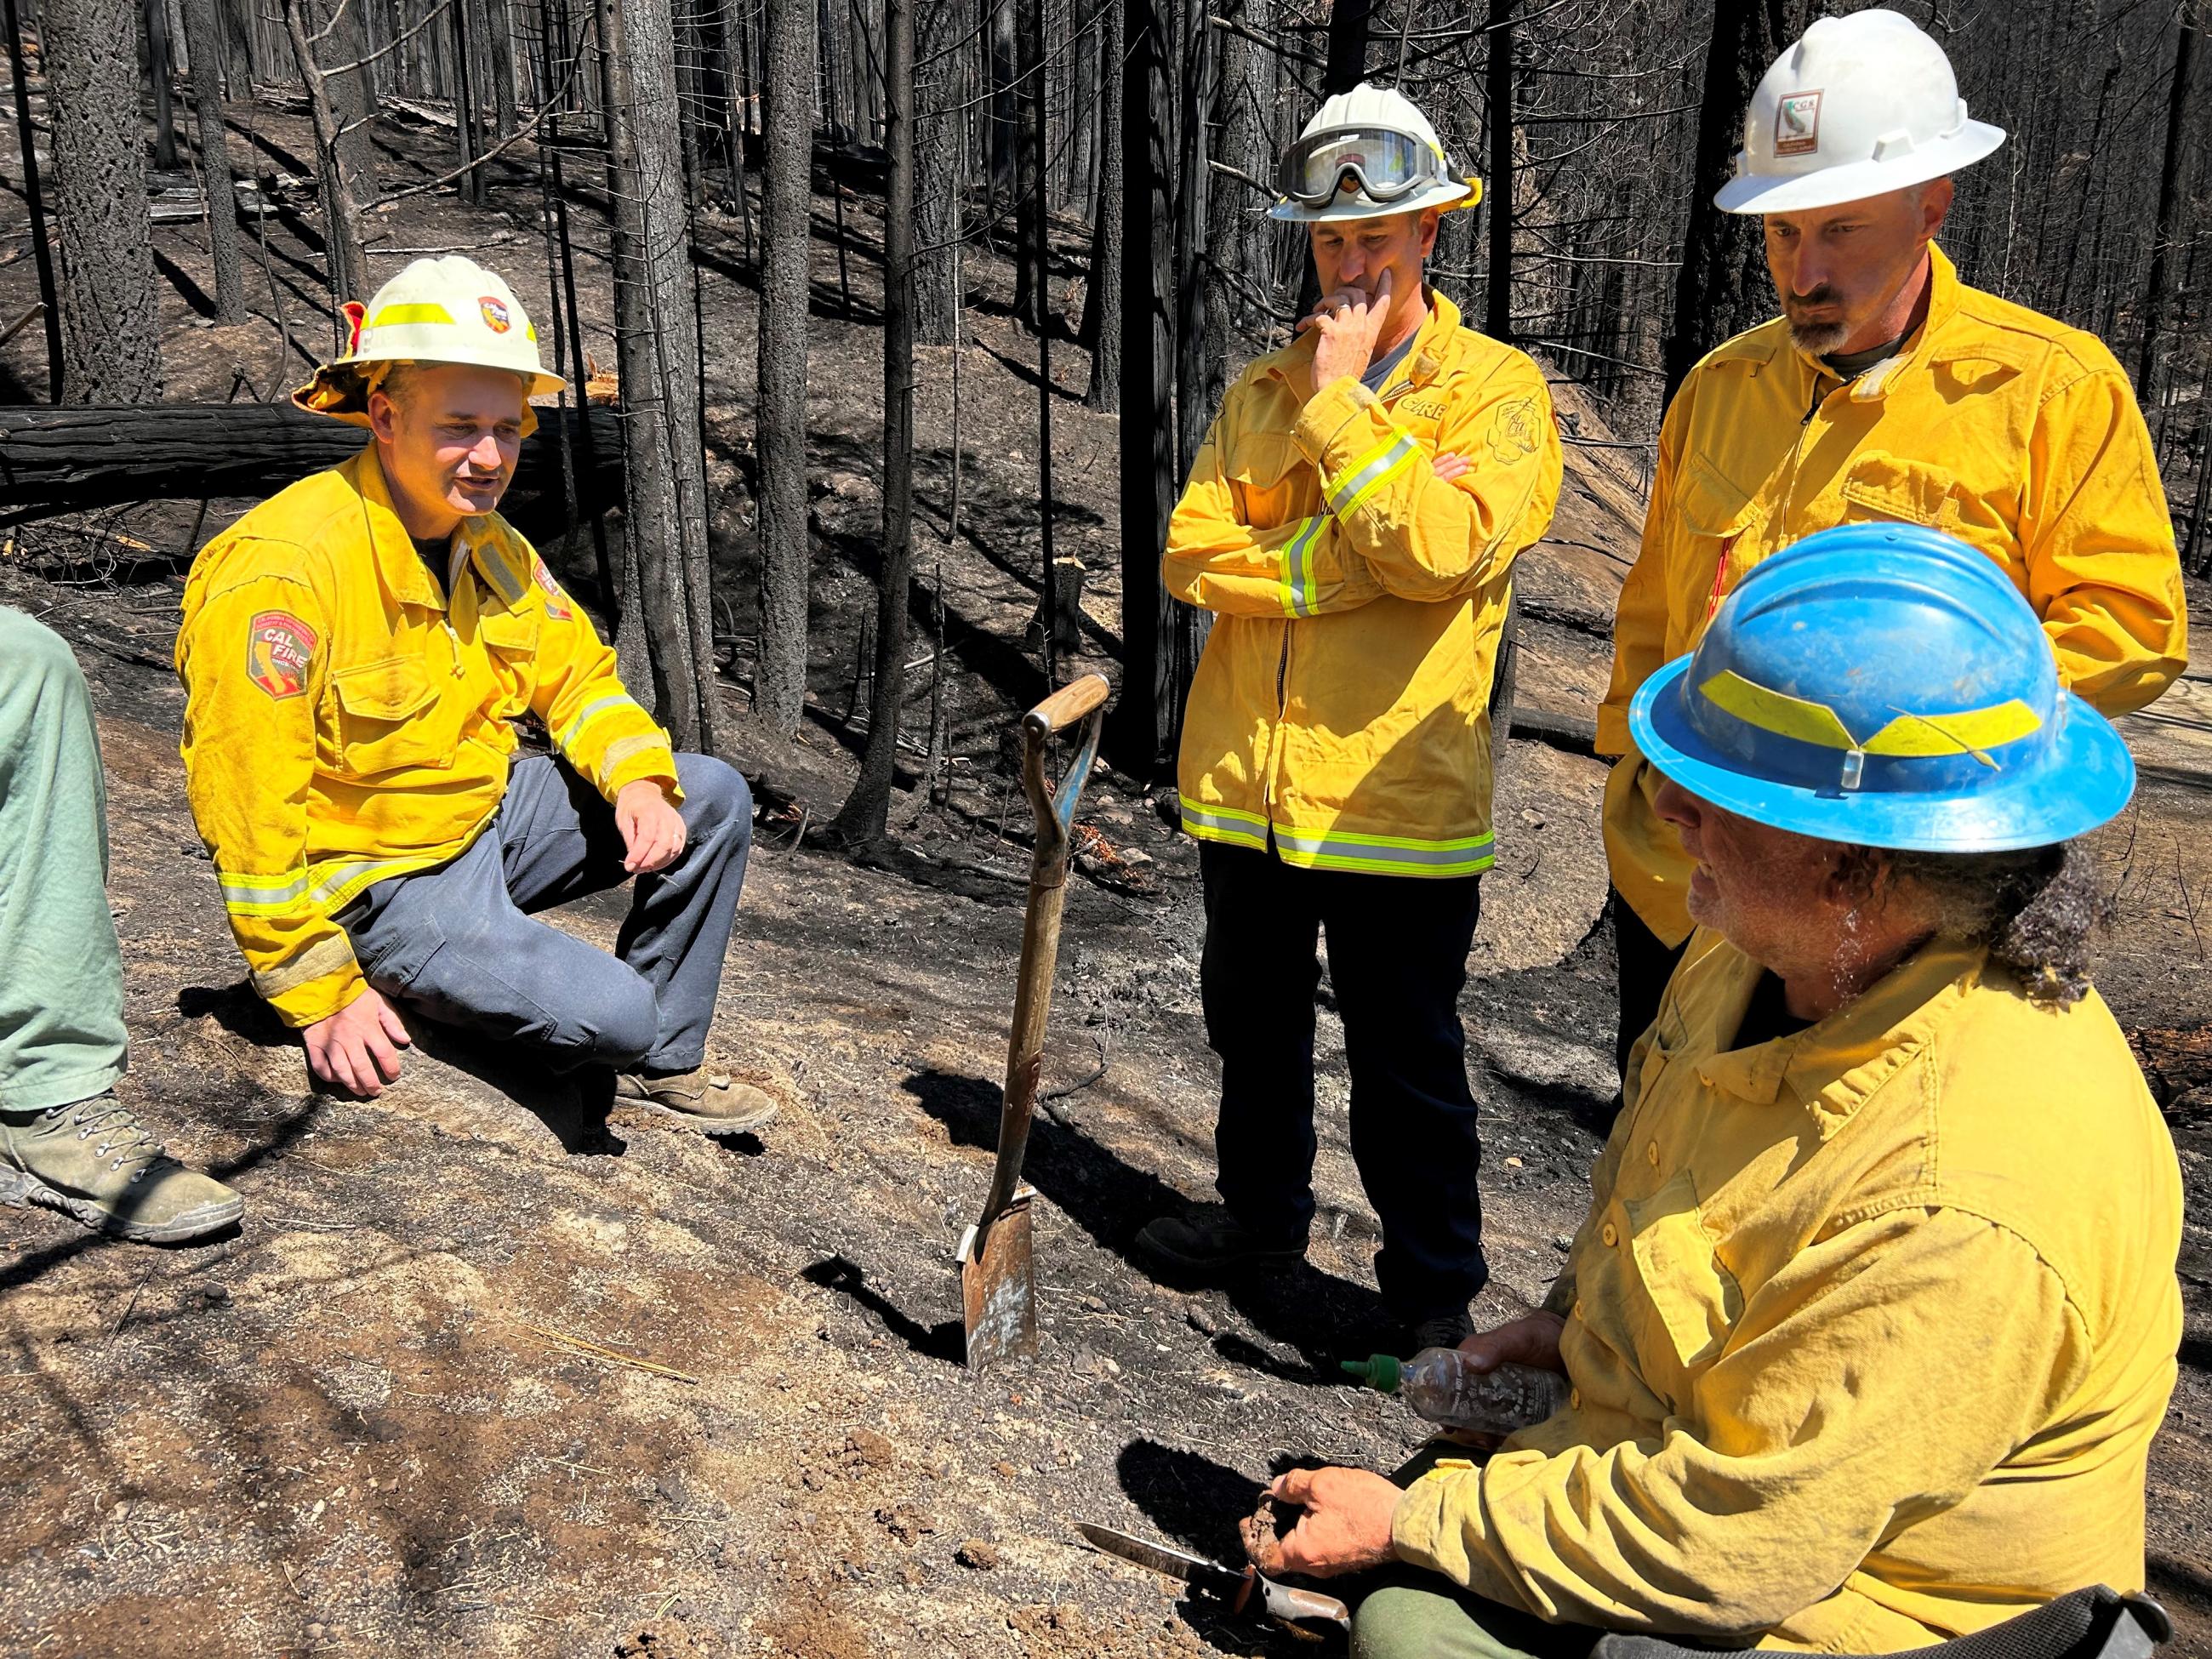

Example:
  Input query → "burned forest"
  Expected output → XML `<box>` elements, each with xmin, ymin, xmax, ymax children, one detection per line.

<box><xmin>0</xmin><ymin>0</ymin><xmax>2209</xmax><ymax>1653</ymax></box>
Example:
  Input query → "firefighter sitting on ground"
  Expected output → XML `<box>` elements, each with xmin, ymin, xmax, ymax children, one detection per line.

<box><xmin>1599</xmin><ymin>9</ymin><xmax>2188</xmax><ymax>1088</ymax></box>
<box><xmin>175</xmin><ymin>257</ymin><xmax>772</xmax><ymax>1129</ymax></box>
<box><xmin>1133</xmin><ymin>83</ymin><xmax>1563</xmax><ymax>1355</ymax></box>
<box><xmin>1251</xmin><ymin>527</ymin><xmax>2182</xmax><ymax>1658</ymax></box>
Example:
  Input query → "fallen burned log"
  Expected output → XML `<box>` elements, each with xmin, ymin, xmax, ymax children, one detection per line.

<box><xmin>0</xmin><ymin>403</ymin><xmax>624</xmax><ymax>546</ymax></box>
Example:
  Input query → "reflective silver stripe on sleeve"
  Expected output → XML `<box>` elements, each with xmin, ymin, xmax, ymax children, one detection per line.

<box><xmin>1325</xmin><ymin>432</ymin><xmax>1420</xmax><ymax>518</ymax></box>
<box><xmin>1280</xmin><ymin>516</ymin><xmax>1326</xmax><ymax>619</ymax></box>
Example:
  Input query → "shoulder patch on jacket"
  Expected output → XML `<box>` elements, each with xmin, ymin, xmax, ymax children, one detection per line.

<box><xmin>1490</xmin><ymin>396</ymin><xmax>1545</xmax><ymax>465</ymax></box>
<box><xmin>245</xmin><ymin>609</ymin><xmax>317</xmax><ymax>699</ymax></box>
<box><xmin>533</xmin><ymin>556</ymin><xmax>574</xmax><ymax>621</ymax></box>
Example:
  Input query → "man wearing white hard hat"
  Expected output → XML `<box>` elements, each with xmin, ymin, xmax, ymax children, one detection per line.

<box><xmin>175</xmin><ymin>258</ymin><xmax>773</xmax><ymax>1132</ymax></box>
<box><xmin>1136</xmin><ymin>84</ymin><xmax>1562</xmax><ymax>1354</ymax></box>
<box><xmin>1598</xmin><ymin>9</ymin><xmax>2187</xmax><ymax>1086</ymax></box>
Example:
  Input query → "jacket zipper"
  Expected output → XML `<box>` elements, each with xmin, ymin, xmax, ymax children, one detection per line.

<box><xmin>1776</xmin><ymin>368</ymin><xmax>1832</xmax><ymax>537</ymax></box>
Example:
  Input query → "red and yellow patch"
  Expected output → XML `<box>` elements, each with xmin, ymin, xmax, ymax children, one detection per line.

<box><xmin>533</xmin><ymin>556</ymin><xmax>573</xmax><ymax>621</ymax></box>
<box><xmin>479</xmin><ymin>295</ymin><xmax>512</xmax><ymax>334</ymax></box>
<box><xmin>246</xmin><ymin>610</ymin><xmax>316</xmax><ymax>699</ymax></box>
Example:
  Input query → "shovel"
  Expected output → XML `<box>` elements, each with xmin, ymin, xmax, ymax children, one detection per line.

<box><xmin>958</xmin><ymin>671</ymin><xmax>1112</xmax><ymax>1371</ymax></box>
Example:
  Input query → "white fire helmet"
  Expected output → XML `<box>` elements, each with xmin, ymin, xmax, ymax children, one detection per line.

<box><xmin>1717</xmin><ymin>9</ymin><xmax>2004</xmax><ymax>214</ymax></box>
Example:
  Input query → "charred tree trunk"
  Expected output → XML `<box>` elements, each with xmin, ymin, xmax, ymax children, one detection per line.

<box><xmin>830</xmin><ymin>0</ymin><xmax>915</xmax><ymax>842</ymax></box>
<box><xmin>487</xmin><ymin>0</ymin><xmax>518</xmax><ymax>136</ymax></box>
<box><xmin>606</xmin><ymin>0</ymin><xmax>720</xmax><ymax>752</ymax></box>
<box><xmin>754</xmin><ymin>0</ymin><xmax>816</xmax><ymax>736</ymax></box>
<box><xmin>912</xmin><ymin>0</ymin><xmax>961</xmax><ymax>343</ymax></box>
<box><xmin>281</xmin><ymin>0</ymin><xmax>368</xmax><ymax>332</ymax></box>
<box><xmin>987</xmin><ymin>0</ymin><xmax>1017</xmax><ymax>212</ymax></box>
<box><xmin>1172</xmin><ymin>0</ymin><xmax>1212</xmax><ymax>476</ymax></box>
<box><xmin>3</xmin><ymin>0</ymin><xmax>65</xmax><ymax>399</ymax></box>
<box><xmin>1664</xmin><ymin>0</ymin><xmax>1804</xmax><ymax>396</ymax></box>
<box><xmin>1106</xmin><ymin>0</ymin><xmax>1176</xmax><ymax>769</ymax></box>
<box><xmin>180</xmin><ymin>0</ymin><xmax>245</xmax><ymax>320</ymax></box>
<box><xmin>1010</xmin><ymin>0</ymin><xmax>1043</xmax><ymax>328</ymax></box>
<box><xmin>2135</xmin><ymin>0</ymin><xmax>2200</xmax><ymax>403</ymax></box>
<box><xmin>1483</xmin><ymin>0</ymin><xmax>1512</xmax><ymax>342</ymax></box>
<box><xmin>1079</xmin><ymin>0</ymin><xmax>1120</xmax><ymax>406</ymax></box>
<box><xmin>146</xmin><ymin>0</ymin><xmax>179</xmax><ymax>168</ymax></box>
<box><xmin>44</xmin><ymin>0</ymin><xmax>160</xmax><ymax>400</ymax></box>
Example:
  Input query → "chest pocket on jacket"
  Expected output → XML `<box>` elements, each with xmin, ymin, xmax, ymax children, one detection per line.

<box><xmin>476</xmin><ymin>611</ymin><xmax>539</xmax><ymax>720</ymax></box>
<box><xmin>1625</xmin><ymin>1169</ymin><xmax>1742</xmax><ymax>1374</ymax></box>
<box><xmin>328</xmin><ymin>656</ymin><xmax>453</xmax><ymax>776</ymax></box>
<box><xmin>1228</xmin><ymin>434</ymin><xmax>1308</xmax><ymax>532</ymax></box>
<box><xmin>1839</xmin><ymin>452</ymin><xmax>1961</xmax><ymax>530</ymax></box>
<box><xmin>1672</xmin><ymin>459</ymin><xmax>1759</xmax><ymax>636</ymax></box>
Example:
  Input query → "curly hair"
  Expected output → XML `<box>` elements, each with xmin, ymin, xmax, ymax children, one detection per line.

<box><xmin>1875</xmin><ymin>841</ymin><xmax>2110</xmax><ymax>1008</ymax></box>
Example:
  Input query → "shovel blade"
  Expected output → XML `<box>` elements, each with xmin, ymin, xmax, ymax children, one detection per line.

<box><xmin>961</xmin><ymin>1190</ymin><xmax>1038</xmax><ymax>1370</ymax></box>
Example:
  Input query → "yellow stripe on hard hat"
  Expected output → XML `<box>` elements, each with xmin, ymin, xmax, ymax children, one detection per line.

<box><xmin>368</xmin><ymin>302</ymin><xmax>457</xmax><ymax>328</ymax></box>
<box><xmin>1701</xmin><ymin>669</ymin><xmax>2041</xmax><ymax>762</ymax></box>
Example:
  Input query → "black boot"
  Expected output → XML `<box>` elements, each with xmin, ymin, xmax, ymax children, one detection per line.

<box><xmin>1133</xmin><ymin>1203</ymin><xmax>1308</xmax><ymax>1278</ymax></box>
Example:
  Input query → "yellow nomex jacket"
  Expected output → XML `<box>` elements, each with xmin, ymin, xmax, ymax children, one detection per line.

<box><xmin>1392</xmin><ymin>933</ymin><xmax>2183</xmax><ymax>1652</ymax></box>
<box><xmin>1602</xmin><ymin>244</ymin><xmax>2187</xmax><ymax>943</ymax></box>
<box><xmin>1167</xmin><ymin>290</ymin><xmax>1561</xmax><ymax>876</ymax></box>
<box><xmin>176</xmin><ymin>446</ymin><xmax>677</xmax><ymax>1029</ymax></box>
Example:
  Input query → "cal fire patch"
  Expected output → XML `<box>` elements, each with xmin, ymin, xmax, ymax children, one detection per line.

<box><xmin>479</xmin><ymin>294</ymin><xmax>513</xmax><ymax>334</ymax></box>
<box><xmin>246</xmin><ymin>610</ymin><xmax>316</xmax><ymax>699</ymax></box>
<box><xmin>533</xmin><ymin>556</ymin><xmax>574</xmax><ymax>621</ymax></box>
<box><xmin>1489</xmin><ymin>396</ymin><xmax>1543</xmax><ymax>465</ymax></box>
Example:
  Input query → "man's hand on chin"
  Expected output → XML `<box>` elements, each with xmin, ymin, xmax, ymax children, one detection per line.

<box><xmin>1246</xmin><ymin>1465</ymin><xmax>1402</xmax><ymax>1578</ymax></box>
<box><xmin>304</xmin><ymin>986</ymin><xmax>412</xmax><ymax>1097</ymax></box>
<box><xmin>616</xmin><ymin>779</ymin><xmax>687</xmax><ymax>874</ymax></box>
<box><xmin>1300</xmin><ymin>267</ymin><xmax>1395</xmax><ymax>389</ymax></box>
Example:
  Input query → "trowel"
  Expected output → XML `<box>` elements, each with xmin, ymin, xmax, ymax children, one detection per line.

<box><xmin>957</xmin><ymin>673</ymin><xmax>1111</xmax><ymax>1370</ymax></box>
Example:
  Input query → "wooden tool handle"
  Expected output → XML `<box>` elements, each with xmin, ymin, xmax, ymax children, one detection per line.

<box><xmin>1023</xmin><ymin>673</ymin><xmax>1111</xmax><ymax>736</ymax></box>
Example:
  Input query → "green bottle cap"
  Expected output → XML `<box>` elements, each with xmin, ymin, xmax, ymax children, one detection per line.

<box><xmin>1340</xmin><ymin>1353</ymin><xmax>1403</xmax><ymax>1393</ymax></box>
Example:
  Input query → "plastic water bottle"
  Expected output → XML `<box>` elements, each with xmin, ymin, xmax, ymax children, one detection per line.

<box><xmin>1341</xmin><ymin>1349</ymin><xmax>1570</xmax><ymax>1435</ymax></box>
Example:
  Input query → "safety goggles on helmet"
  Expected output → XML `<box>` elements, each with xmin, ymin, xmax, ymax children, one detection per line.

<box><xmin>1274</xmin><ymin>125</ymin><xmax>1451</xmax><ymax>209</ymax></box>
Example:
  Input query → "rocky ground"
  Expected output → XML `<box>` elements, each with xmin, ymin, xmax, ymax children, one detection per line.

<box><xmin>0</xmin><ymin>93</ymin><xmax>2207</xmax><ymax>1659</ymax></box>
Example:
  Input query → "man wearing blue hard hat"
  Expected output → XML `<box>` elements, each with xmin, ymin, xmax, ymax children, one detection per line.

<box><xmin>1599</xmin><ymin>9</ymin><xmax>2189</xmax><ymax>1088</ymax></box>
<box><xmin>1247</xmin><ymin>525</ymin><xmax>2182</xmax><ymax>1659</ymax></box>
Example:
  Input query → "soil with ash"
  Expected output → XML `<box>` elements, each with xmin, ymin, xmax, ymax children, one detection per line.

<box><xmin>0</xmin><ymin>88</ymin><xmax>2207</xmax><ymax>1659</ymax></box>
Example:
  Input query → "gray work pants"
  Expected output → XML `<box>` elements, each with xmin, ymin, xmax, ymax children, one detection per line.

<box><xmin>338</xmin><ymin>753</ymin><xmax>751</xmax><ymax>1074</ymax></box>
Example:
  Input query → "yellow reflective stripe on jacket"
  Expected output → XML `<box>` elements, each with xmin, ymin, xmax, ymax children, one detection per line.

<box><xmin>558</xmin><ymin>691</ymin><xmax>634</xmax><ymax>750</ymax></box>
<box><xmin>215</xmin><ymin>869</ymin><xmax>311</xmax><ymax>915</ymax></box>
<box><xmin>217</xmin><ymin>854</ymin><xmax>447</xmax><ymax>918</ymax></box>
<box><xmin>1325</xmin><ymin>430</ymin><xmax>1421</xmax><ymax>519</ymax></box>
<box><xmin>1275</xmin><ymin>824</ymin><xmax>1495</xmax><ymax>877</ymax></box>
<box><xmin>1279</xmin><ymin>516</ymin><xmax>1328</xmax><ymax>619</ymax></box>
<box><xmin>1180</xmin><ymin>800</ymin><xmax>1270</xmax><ymax>851</ymax></box>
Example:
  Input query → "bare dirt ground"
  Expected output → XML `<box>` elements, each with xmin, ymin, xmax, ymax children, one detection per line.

<box><xmin>0</xmin><ymin>94</ymin><xmax>2207</xmax><ymax>1659</ymax></box>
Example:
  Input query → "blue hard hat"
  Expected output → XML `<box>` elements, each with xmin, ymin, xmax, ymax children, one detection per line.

<box><xmin>1628</xmin><ymin>524</ymin><xmax>2135</xmax><ymax>852</ymax></box>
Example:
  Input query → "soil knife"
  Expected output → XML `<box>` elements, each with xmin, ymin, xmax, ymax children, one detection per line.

<box><xmin>956</xmin><ymin>674</ymin><xmax>1112</xmax><ymax>1371</ymax></box>
<box><xmin>1076</xmin><ymin>1521</ymin><xmax>1351</xmax><ymax>1633</ymax></box>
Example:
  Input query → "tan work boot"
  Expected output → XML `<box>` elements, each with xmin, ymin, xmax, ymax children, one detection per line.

<box><xmin>1</xmin><ymin>1092</ymin><xmax>244</xmax><ymax>1244</ymax></box>
<box><xmin>613</xmin><ymin>1067</ymin><xmax>779</xmax><ymax>1133</ymax></box>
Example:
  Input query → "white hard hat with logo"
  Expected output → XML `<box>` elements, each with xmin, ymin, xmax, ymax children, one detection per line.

<box><xmin>1717</xmin><ymin>9</ymin><xmax>2004</xmax><ymax>214</ymax></box>
<box><xmin>1270</xmin><ymin>82</ymin><xmax>1480</xmax><ymax>223</ymax></box>
<box><xmin>294</xmin><ymin>255</ymin><xmax>567</xmax><ymax>430</ymax></box>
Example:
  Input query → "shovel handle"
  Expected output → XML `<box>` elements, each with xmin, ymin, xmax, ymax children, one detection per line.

<box><xmin>972</xmin><ymin>674</ymin><xmax>1114</xmax><ymax>1242</ymax></box>
<box><xmin>1024</xmin><ymin>673</ymin><xmax>1112</xmax><ymax>737</ymax></box>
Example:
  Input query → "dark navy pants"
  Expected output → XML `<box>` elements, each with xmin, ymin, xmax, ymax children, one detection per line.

<box><xmin>1198</xmin><ymin>841</ymin><xmax>1487</xmax><ymax>1320</ymax></box>
<box><xmin>339</xmin><ymin>753</ymin><xmax>751</xmax><ymax>1074</ymax></box>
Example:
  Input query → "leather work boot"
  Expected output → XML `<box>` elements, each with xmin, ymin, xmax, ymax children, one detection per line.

<box><xmin>1133</xmin><ymin>1204</ymin><xmax>1308</xmax><ymax>1278</ymax></box>
<box><xmin>1408</xmin><ymin>1307</ymin><xmax>1477</xmax><ymax>1355</ymax></box>
<box><xmin>613</xmin><ymin>1067</ymin><xmax>780</xmax><ymax>1133</ymax></box>
<box><xmin>1</xmin><ymin>1093</ymin><xmax>244</xmax><ymax>1244</ymax></box>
